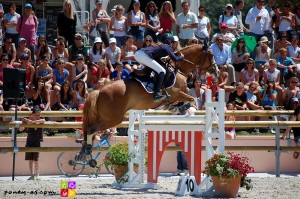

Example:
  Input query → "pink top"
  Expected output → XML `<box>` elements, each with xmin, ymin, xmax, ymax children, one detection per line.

<box><xmin>16</xmin><ymin>15</ymin><xmax>38</xmax><ymax>47</ymax></box>
<box><xmin>0</xmin><ymin>64</ymin><xmax>14</xmax><ymax>82</ymax></box>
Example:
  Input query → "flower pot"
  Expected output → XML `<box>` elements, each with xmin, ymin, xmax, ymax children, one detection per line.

<box><xmin>112</xmin><ymin>165</ymin><xmax>128</xmax><ymax>182</ymax></box>
<box><xmin>212</xmin><ymin>176</ymin><xmax>241</xmax><ymax>198</ymax></box>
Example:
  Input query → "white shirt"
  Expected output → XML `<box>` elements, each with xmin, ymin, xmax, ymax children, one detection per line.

<box><xmin>245</xmin><ymin>6</ymin><xmax>271</xmax><ymax>35</ymax></box>
<box><xmin>211</xmin><ymin>32</ymin><xmax>236</xmax><ymax>46</ymax></box>
<box><xmin>4</xmin><ymin>12</ymin><xmax>20</xmax><ymax>34</ymax></box>
<box><xmin>194</xmin><ymin>16</ymin><xmax>210</xmax><ymax>38</ymax></box>
<box><xmin>218</xmin><ymin>15</ymin><xmax>238</xmax><ymax>29</ymax></box>
<box><xmin>255</xmin><ymin>45</ymin><xmax>271</xmax><ymax>62</ymax></box>
<box><xmin>288</xmin><ymin>45</ymin><xmax>300</xmax><ymax>63</ymax></box>
<box><xmin>89</xmin><ymin>47</ymin><xmax>103</xmax><ymax>63</ymax></box>
<box><xmin>210</xmin><ymin>43</ymin><xmax>232</xmax><ymax>65</ymax></box>
<box><xmin>105</xmin><ymin>46</ymin><xmax>121</xmax><ymax>65</ymax></box>
<box><xmin>176</xmin><ymin>10</ymin><xmax>198</xmax><ymax>39</ymax></box>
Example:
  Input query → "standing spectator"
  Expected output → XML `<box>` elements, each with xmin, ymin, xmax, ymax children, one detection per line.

<box><xmin>3</xmin><ymin>3</ymin><xmax>20</xmax><ymax>48</ymax></box>
<box><xmin>282</xmin><ymin>105</ymin><xmax>300</xmax><ymax>159</ymax></box>
<box><xmin>158</xmin><ymin>1</ymin><xmax>176</xmax><ymax>36</ymax></box>
<box><xmin>127</xmin><ymin>0</ymin><xmax>146</xmax><ymax>48</ymax></box>
<box><xmin>210</xmin><ymin>35</ymin><xmax>236</xmax><ymax>87</ymax></box>
<box><xmin>232</xmin><ymin>38</ymin><xmax>250</xmax><ymax>74</ymax></box>
<box><xmin>219</xmin><ymin>4</ymin><xmax>238</xmax><ymax>36</ymax></box>
<box><xmin>109</xmin><ymin>5</ymin><xmax>127</xmax><ymax>48</ymax></box>
<box><xmin>211</xmin><ymin>22</ymin><xmax>236</xmax><ymax>46</ymax></box>
<box><xmin>16</xmin><ymin>3</ymin><xmax>38</xmax><ymax>62</ymax></box>
<box><xmin>144</xmin><ymin>1</ymin><xmax>160</xmax><ymax>43</ymax></box>
<box><xmin>108</xmin><ymin>5</ymin><xmax>118</xmax><ymax>38</ymax></box>
<box><xmin>21</xmin><ymin>106</ymin><xmax>45</xmax><ymax>181</ymax></box>
<box><xmin>234</xmin><ymin>0</ymin><xmax>249</xmax><ymax>36</ymax></box>
<box><xmin>0</xmin><ymin>37</ymin><xmax>16</xmax><ymax>65</ymax></box>
<box><xmin>111</xmin><ymin>61</ymin><xmax>130</xmax><ymax>81</ymax></box>
<box><xmin>105</xmin><ymin>38</ymin><xmax>121</xmax><ymax>73</ymax></box>
<box><xmin>276</xmin><ymin>1</ymin><xmax>295</xmax><ymax>42</ymax></box>
<box><xmin>245</xmin><ymin>0</ymin><xmax>271</xmax><ymax>47</ymax></box>
<box><xmin>34</xmin><ymin>35</ymin><xmax>51</xmax><ymax>65</ymax></box>
<box><xmin>92</xmin><ymin>0</ymin><xmax>111</xmax><ymax>48</ymax></box>
<box><xmin>88</xmin><ymin>37</ymin><xmax>104</xmax><ymax>72</ymax></box>
<box><xmin>73</xmin><ymin>79</ymin><xmax>88</xmax><ymax>110</ymax></box>
<box><xmin>57</xmin><ymin>0</ymin><xmax>77</xmax><ymax>47</ymax></box>
<box><xmin>0</xmin><ymin>4</ymin><xmax>4</xmax><ymax>45</ymax></box>
<box><xmin>176</xmin><ymin>1</ymin><xmax>198</xmax><ymax>47</ymax></box>
<box><xmin>194</xmin><ymin>5</ymin><xmax>211</xmax><ymax>46</ymax></box>
<box><xmin>265</xmin><ymin>0</ymin><xmax>277</xmax><ymax>50</ymax></box>
<box><xmin>72</xmin><ymin>54</ymin><xmax>88</xmax><ymax>87</ymax></box>
<box><xmin>121</xmin><ymin>35</ymin><xmax>138</xmax><ymax>73</ymax></box>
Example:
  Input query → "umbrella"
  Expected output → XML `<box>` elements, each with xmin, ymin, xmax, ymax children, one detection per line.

<box><xmin>231</xmin><ymin>35</ymin><xmax>257</xmax><ymax>53</ymax></box>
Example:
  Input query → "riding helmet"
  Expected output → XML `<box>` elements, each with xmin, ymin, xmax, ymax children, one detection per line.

<box><xmin>161</xmin><ymin>33</ymin><xmax>174</xmax><ymax>45</ymax></box>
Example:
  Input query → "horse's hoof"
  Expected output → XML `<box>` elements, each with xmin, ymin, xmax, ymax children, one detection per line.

<box><xmin>84</xmin><ymin>144</ymin><xmax>93</xmax><ymax>155</ymax></box>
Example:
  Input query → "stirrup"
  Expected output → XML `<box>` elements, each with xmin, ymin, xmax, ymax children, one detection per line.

<box><xmin>153</xmin><ymin>93</ymin><xmax>167</xmax><ymax>102</ymax></box>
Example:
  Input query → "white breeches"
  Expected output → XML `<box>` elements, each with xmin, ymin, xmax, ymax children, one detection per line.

<box><xmin>134</xmin><ymin>50</ymin><xmax>166</xmax><ymax>74</ymax></box>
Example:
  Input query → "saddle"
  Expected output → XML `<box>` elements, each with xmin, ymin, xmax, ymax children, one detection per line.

<box><xmin>132</xmin><ymin>60</ymin><xmax>176</xmax><ymax>94</ymax></box>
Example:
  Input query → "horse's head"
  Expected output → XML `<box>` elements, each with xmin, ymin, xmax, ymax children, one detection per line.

<box><xmin>176</xmin><ymin>44</ymin><xmax>217</xmax><ymax>77</ymax></box>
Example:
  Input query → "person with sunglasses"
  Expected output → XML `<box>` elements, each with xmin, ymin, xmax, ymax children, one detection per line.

<box><xmin>0</xmin><ymin>37</ymin><xmax>16</xmax><ymax>66</ymax></box>
<box><xmin>52</xmin><ymin>36</ymin><xmax>69</xmax><ymax>64</ymax></box>
<box><xmin>145</xmin><ymin>1</ymin><xmax>160</xmax><ymax>43</ymax></box>
<box><xmin>109</xmin><ymin>5</ymin><xmax>127</xmax><ymax>48</ymax></box>
<box><xmin>134</xmin><ymin>33</ymin><xmax>184</xmax><ymax>101</ymax></box>
<box><xmin>0</xmin><ymin>53</ymin><xmax>13</xmax><ymax>90</ymax></box>
<box><xmin>195</xmin><ymin>5</ymin><xmax>211</xmax><ymax>46</ymax></box>
<box><xmin>14</xmin><ymin>38</ymin><xmax>31</xmax><ymax>67</ymax></box>
<box><xmin>52</xmin><ymin>58</ymin><xmax>70</xmax><ymax>96</ymax></box>
<box><xmin>68</xmin><ymin>33</ymin><xmax>88</xmax><ymax>63</ymax></box>
<box><xmin>219</xmin><ymin>4</ymin><xmax>238</xmax><ymax>36</ymax></box>
<box><xmin>35</xmin><ymin>54</ymin><xmax>53</xmax><ymax>91</ymax></box>
<box><xmin>232</xmin><ymin>38</ymin><xmax>250</xmax><ymax>74</ymax></box>
<box><xmin>72</xmin><ymin>54</ymin><xmax>88</xmax><ymax>88</ymax></box>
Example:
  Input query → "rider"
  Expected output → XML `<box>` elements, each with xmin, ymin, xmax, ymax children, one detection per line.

<box><xmin>134</xmin><ymin>34</ymin><xmax>184</xmax><ymax>101</ymax></box>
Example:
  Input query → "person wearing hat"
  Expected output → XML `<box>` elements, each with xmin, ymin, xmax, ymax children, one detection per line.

<box><xmin>92</xmin><ymin>0</ymin><xmax>111</xmax><ymax>48</ymax></box>
<box><xmin>245</xmin><ymin>0</ymin><xmax>271</xmax><ymax>44</ymax></box>
<box><xmin>72</xmin><ymin>53</ymin><xmax>88</xmax><ymax>88</ymax></box>
<box><xmin>176</xmin><ymin>1</ymin><xmax>198</xmax><ymax>47</ymax></box>
<box><xmin>68</xmin><ymin>33</ymin><xmax>88</xmax><ymax>63</ymax></box>
<box><xmin>3</xmin><ymin>3</ymin><xmax>21</xmax><ymax>49</ymax></box>
<box><xmin>109</xmin><ymin>5</ymin><xmax>127</xmax><ymax>48</ymax></box>
<box><xmin>104</xmin><ymin>37</ymin><xmax>121</xmax><ymax>72</ymax></box>
<box><xmin>108</xmin><ymin>5</ymin><xmax>119</xmax><ymax>38</ymax></box>
<box><xmin>254</xmin><ymin>36</ymin><xmax>271</xmax><ymax>77</ymax></box>
<box><xmin>16</xmin><ymin>3</ymin><xmax>38</xmax><ymax>61</ymax></box>
<box><xmin>15</xmin><ymin>38</ymin><xmax>32</xmax><ymax>65</ymax></box>
<box><xmin>211</xmin><ymin>22</ymin><xmax>236</xmax><ymax>46</ymax></box>
<box><xmin>219</xmin><ymin>3</ymin><xmax>238</xmax><ymax>35</ymax></box>
<box><xmin>88</xmin><ymin>37</ymin><xmax>103</xmax><ymax>72</ymax></box>
<box><xmin>21</xmin><ymin>105</ymin><xmax>45</xmax><ymax>180</ymax></box>
<box><xmin>57</xmin><ymin>0</ymin><xmax>77</xmax><ymax>47</ymax></box>
<box><xmin>134</xmin><ymin>33</ymin><xmax>184</xmax><ymax>101</ymax></box>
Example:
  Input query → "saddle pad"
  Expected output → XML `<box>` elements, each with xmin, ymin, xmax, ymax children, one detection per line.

<box><xmin>133</xmin><ymin>71</ymin><xmax>176</xmax><ymax>93</ymax></box>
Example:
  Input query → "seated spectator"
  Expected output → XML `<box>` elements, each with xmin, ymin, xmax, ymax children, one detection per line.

<box><xmin>105</xmin><ymin>38</ymin><xmax>121</xmax><ymax>72</ymax></box>
<box><xmin>32</xmin><ymin>77</ymin><xmax>51</xmax><ymax>111</ymax></box>
<box><xmin>14</xmin><ymin>38</ymin><xmax>32</xmax><ymax>68</ymax></box>
<box><xmin>88</xmin><ymin>59</ymin><xmax>110</xmax><ymax>89</ymax></box>
<box><xmin>255</xmin><ymin>36</ymin><xmax>271</xmax><ymax>78</ymax></box>
<box><xmin>35</xmin><ymin>54</ymin><xmax>53</xmax><ymax>90</ymax></box>
<box><xmin>172</xmin><ymin>35</ymin><xmax>181</xmax><ymax>51</ymax></box>
<box><xmin>218</xmin><ymin>66</ymin><xmax>235</xmax><ymax>92</ymax></box>
<box><xmin>52</xmin><ymin>58</ymin><xmax>70</xmax><ymax>96</ymax></box>
<box><xmin>199</xmin><ymin>68</ymin><xmax>210</xmax><ymax>87</ymax></box>
<box><xmin>51</xmin><ymin>80</ymin><xmax>73</xmax><ymax>111</ymax></box>
<box><xmin>121</xmin><ymin>35</ymin><xmax>138</xmax><ymax>73</ymax></box>
<box><xmin>0</xmin><ymin>53</ymin><xmax>14</xmax><ymax>89</ymax></box>
<box><xmin>209</xmin><ymin>77</ymin><xmax>221</xmax><ymax>102</ymax></box>
<box><xmin>287</xmin><ymin>36</ymin><xmax>300</xmax><ymax>64</ymax></box>
<box><xmin>187</xmin><ymin>37</ymin><xmax>198</xmax><ymax>45</ymax></box>
<box><xmin>34</xmin><ymin>35</ymin><xmax>52</xmax><ymax>65</ymax></box>
<box><xmin>0</xmin><ymin>37</ymin><xmax>16</xmax><ymax>66</ymax></box>
<box><xmin>260</xmin><ymin>79</ymin><xmax>277</xmax><ymax>110</ymax></box>
<box><xmin>111</xmin><ymin>61</ymin><xmax>130</xmax><ymax>81</ymax></box>
<box><xmin>211</xmin><ymin>22</ymin><xmax>236</xmax><ymax>46</ymax></box>
<box><xmin>210</xmin><ymin>34</ymin><xmax>236</xmax><ymax>86</ymax></box>
<box><xmin>228</xmin><ymin>82</ymin><xmax>248</xmax><ymax>110</ymax></box>
<box><xmin>225</xmin><ymin>103</ymin><xmax>236</xmax><ymax>139</ymax></box>
<box><xmin>52</xmin><ymin>36</ymin><xmax>69</xmax><ymax>65</ymax></box>
<box><xmin>88</xmin><ymin>37</ymin><xmax>104</xmax><ymax>72</ymax></box>
<box><xmin>282</xmin><ymin>105</ymin><xmax>300</xmax><ymax>159</ymax></box>
<box><xmin>72</xmin><ymin>54</ymin><xmax>88</xmax><ymax>87</ymax></box>
<box><xmin>68</xmin><ymin>33</ymin><xmax>88</xmax><ymax>64</ymax></box>
<box><xmin>240</xmin><ymin>58</ymin><xmax>259</xmax><ymax>90</ymax></box>
<box><xmin>246</xmin><ymin>82</ymin><xmax>263</xmax><ymax>110</ymax></box>
<box><xmin>232</xmin><ymin>38</ymin><xmax>250</xmax><ymax>74</ymax></box>
<box><xmin>142</xmin><ymin>35</ymin><xmax>155</xmax><ymax>47</ymax></box>
<box><xmin>282</xmin><ymin>77</ymin><xmax>299</xmax><ymax>106</ymax></box>
<box><xmin>274</xmin><ymin>32</ymin><xmax>291</xmax><ymax>58</ymax></box>
<box><xmin>276</xmin><ymin>47</ymin><xmax>296</xmax><ymax>86</ymax></box>
<box><xmin>286</xmin><ymin>96</ymin><xmax>299</xmax><ymax>110</ymax></box>
<box><xmin>73</xmin><ymin>79</ymin><xmax>88</xmax><ymax>110</ymax></box>
<box><xmin>18</xmin><ymin>53</ymin><xmax>35</xmax><ymax>99</ymax></box>
<box><xmin>188</xmin><ymin>78</ymin><xmax>205</xmax><ymax>110</ymax></box>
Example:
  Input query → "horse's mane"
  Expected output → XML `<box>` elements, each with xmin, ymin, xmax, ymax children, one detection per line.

<box><xmin>178</xmin><ymin>44</ymin><xmax>203</xmax><ymax>53</ymax></box>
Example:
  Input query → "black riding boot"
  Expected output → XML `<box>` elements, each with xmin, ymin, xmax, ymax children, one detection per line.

<box><xmin>153</xmin><ymin>72</ymin><xmax>167</xmax><ymax>102</ymax></box>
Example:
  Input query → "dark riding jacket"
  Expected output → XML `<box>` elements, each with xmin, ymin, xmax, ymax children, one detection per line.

<box><xmin>141</xmin><ymin>44</ymin><xmax>183</xmax><ymax>62</ymax></box>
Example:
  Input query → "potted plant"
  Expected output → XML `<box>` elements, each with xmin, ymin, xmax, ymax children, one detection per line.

<box><xmin>104</xmin><ymin>142</ymin><xmax>135</xmax><ymax>183</ymax></box>
<box><xmin>203</xmin><ymin>152</ymin><xmax>254</xmax><ymax>198</ymax></box>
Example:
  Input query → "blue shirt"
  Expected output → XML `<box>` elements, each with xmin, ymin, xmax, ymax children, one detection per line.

<box><xmin>260</xmin><ymin>88</ymin><xmax>277</xmax><ymax>106</ymax></box>
<box><xmin>111</xmin><ymin>69</ymin><xmax>130</xmax><ymax>80</ymax></box>
<box><xmin>142</xmin><ymin>44</ymin><xmax>183</xmax><ymax>62</ymax></box>
<box><xmin>53</xmin><ymin>69</ymin><xmax>69</xmax><ymax>85</ymax></box>
<box><xmin>210</xmin><ymin>43</ymin><xmax>232</xmax><ymax>65</ymax></box>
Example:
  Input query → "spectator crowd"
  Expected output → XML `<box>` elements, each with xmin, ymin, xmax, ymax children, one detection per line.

<box><xmin>0</xmin><ymin>0</ymin><xmax>300</xmax><ymax>135</ymax></box>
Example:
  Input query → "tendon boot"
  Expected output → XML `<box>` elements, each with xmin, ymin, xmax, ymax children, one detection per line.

<box><xmin>153</xmin><ymin>72</ymin><xmax>167</xmax><ymax>102</ymax></box>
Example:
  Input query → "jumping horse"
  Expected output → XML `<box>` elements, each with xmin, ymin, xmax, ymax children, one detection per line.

<box><xmin>82</xmin><ymin>44</ymin><xmax>215</xmax><ymax>153</ymax></box>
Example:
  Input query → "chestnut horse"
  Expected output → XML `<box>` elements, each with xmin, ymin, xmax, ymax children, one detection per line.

<box><xmin>82</xmin><ymin>44</ymin><xmax>215</xmax><ymax>150</ymax></box>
